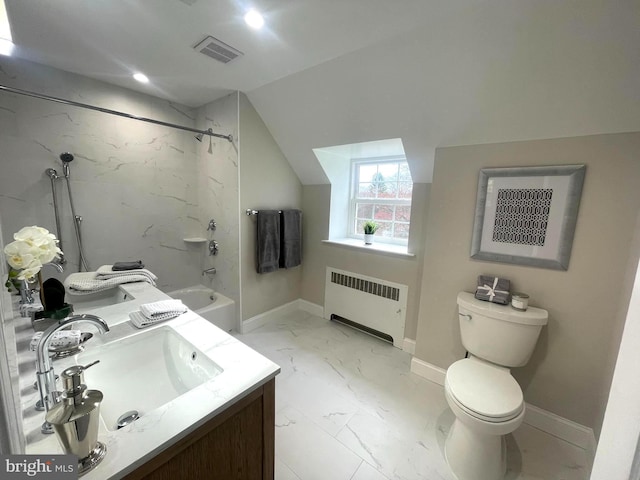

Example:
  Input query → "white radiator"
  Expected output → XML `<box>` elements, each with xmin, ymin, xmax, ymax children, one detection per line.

<box><xmin>324</xmin><ymin>267</ymin><xmax>407</xmax><ymax>348</ymax></box>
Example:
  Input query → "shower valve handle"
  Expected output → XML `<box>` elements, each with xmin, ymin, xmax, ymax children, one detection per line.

<box><xmin>209</xmin><ymin>240</ymin><xmax>219</xmax><ymax>256</ymax></box>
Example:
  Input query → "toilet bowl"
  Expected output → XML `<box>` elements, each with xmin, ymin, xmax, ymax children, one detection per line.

<box><xmin>443</xmin><ymin>292</ymin><xmax>548</xmax><ymax>480</ymax></box>
<box><xmin>444</xmin><ymin>357</ymin><xmax>525</xmax><ymax>480</ymax></box>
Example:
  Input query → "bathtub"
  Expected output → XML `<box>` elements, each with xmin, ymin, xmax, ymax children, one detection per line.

<box><xmin>168</xmin><ymin>285</ymin><xmax>236</xmax><ymax>332</ymax></box>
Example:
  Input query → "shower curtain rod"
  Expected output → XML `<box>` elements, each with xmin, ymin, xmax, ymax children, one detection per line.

<box><xmin>0</xmin><ymin>84</ymin><xmax>233</xmax><ymax>142</ymax></box>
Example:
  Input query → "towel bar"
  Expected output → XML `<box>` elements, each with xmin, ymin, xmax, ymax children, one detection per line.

<box><xmin>246</xmin><ymin>209</ymin><xmax>282</xmax><ymax>216</ymax></box>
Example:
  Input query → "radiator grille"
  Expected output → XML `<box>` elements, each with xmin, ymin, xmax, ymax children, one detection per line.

<box><xmin>330</xmin><ymin>271</ymin><xmax>400</xmax><ymax>301</ymax></box>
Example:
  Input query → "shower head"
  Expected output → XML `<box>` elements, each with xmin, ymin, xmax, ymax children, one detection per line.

<box><xmin>194</xmin><ymin>132</ymin><xmax>204</xmax><ymax>142</ymax></box>
<box><xmin>59</xmin><ymin>152</ymin><xmax>74</xmax><ymax>163</ymax></box>
<box><xmin>60</xmin><ymin>152</ymin><xmax>74</xmax><ymax>178</ymax></box>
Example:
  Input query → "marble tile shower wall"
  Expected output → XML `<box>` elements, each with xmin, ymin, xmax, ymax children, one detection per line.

<box><xmin>196</xmin><ymin>93</ymin><xmax>240</xmax><ymax>309</ymax></box>
<box><xmin>0</xmin><ymin>57</ymin><xmax>236</xmax><ymax>292</ymax></box>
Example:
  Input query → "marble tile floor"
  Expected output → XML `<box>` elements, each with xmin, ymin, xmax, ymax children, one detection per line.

<box><xmin>235</xmin><ymin>310</ymin><xmax>591</xmax><ymax>480</ymax></box>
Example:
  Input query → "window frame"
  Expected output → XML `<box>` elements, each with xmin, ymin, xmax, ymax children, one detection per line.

<box><xmin>348</xmin><ymin>156</ymin><xmax>412</xmax><ymax>246</ymax></box>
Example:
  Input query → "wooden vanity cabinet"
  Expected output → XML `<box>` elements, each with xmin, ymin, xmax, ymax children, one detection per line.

<box><xmin>123</xmin><ymin>379</ymin><xmax>275</xmax><ymax>480</ymax></box>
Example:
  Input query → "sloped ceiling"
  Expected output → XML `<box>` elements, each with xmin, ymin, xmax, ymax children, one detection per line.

<box><xmin>4</xmin><ymin>0</ymin><xmax>640</xmax><ymax>184</ymax></box>
<box><xmin>247</xmin><ymin>1</ymin><xmax>640</xmax><ymax>183</ymax></box>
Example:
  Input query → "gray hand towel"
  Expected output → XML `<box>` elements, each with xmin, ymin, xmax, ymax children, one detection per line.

<box><xmin>256</xmin><ymin>210</ymin><xmax>281</xmax><ymax>274</ymax></box>
<box><xmin>279</xmin><ymin>210</ymin><xmax>302</xmax><ymax>269</ymax></box>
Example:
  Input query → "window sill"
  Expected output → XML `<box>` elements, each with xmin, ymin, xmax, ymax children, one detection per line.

<box><xmin>322</xmin><ymin>238</ymin><xmax>415</xmax><ymax>259</ymax></box>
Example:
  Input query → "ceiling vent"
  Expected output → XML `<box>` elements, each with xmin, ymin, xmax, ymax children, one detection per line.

<box><xmin>193</xmin><ymin>36</ymin><xmax>243</xmax><ymax>64</ymax></box>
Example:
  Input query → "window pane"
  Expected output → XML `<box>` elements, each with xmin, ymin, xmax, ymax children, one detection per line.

<box><xmin>378</xmin><ymin>163</ymin><xmax>399</xmax><ymax>178</ymax></box>
<box><xmin>358</xmin><ymin>164</ymin><xmax>377</xmax><ymax>182</ymax></box>
<box><xmin>377</xmin><ymin>182</ymin><xmax>396</xmax><ymax>198</ymax></box>
<box><xmin>398</xmin><ymin>182</ymin><xmax>413</xmax><ymax>199</ymax></box>
<box><xmin>358</xmin><ymin>182</ymin><xmax>375</xmax><ymax>198</ymax></box>
<box><xmin>374</xmin><ymin>204</ymin><xmax>394</xmax><ymax>221</ymax></box>
<box><xmin>395</xmin><ymin>205</ymin><xmax>411</xmax><ymax>222</ymax></box>
<box><xmin>395</xmin><ymin>223</ymin><xmax>410</xmax><ymax>239</ymax></box>
<box><xmin>375</xmin><ymin>221</ymin><xmax>393</xmax><ymax>237</ymax></box>
<box><xmin>399</xmin><ymin>163</ymin><xmax>412</xmax><ymax>181</ymax></box>
<box><xmin>356</xmin><ymin>203</ymin><xmax>373</xmax><ymax>218</ymax></box>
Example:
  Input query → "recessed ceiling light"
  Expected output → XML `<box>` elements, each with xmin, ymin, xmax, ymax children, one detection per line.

<box><xmin>244</xmin><ymin>9</ymin><xmax>264</xmax><ymax>30</ymax></box>
<box><xmin>133</xmin><ymin>73</ymin><xmax>149</xmax><ymax>84</ymax></box>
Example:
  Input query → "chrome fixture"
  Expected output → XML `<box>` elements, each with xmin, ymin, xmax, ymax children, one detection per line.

<box><xmin>45</xmin><ymin>168</ymin><xmax>66</xmax><ymax>265</ymax></box>
<box><xmin>246</xmin><ymin>208</ymin><xmax>282</xmax><ymax>216</ymax></box>
<box><xmin>202</xmin><ymin>267</ymin><xmax>217</xmax><ymax>275</ymax></box>
<box><xmin>36</xmin><ymin>314</ymin><xmax>109</xmax><ymax>434</ymax></box>
<box><xmin>18</xmin><ymin>280</ymin><xmax>37</xmax><ymax>317</ymax></box>
<box><xmin>46</xmin><ymin>153</ymin><xmax>91</xmax><ymax>272</ymax></box>
<box><xmin>208</xmin><ymin>240</ymin><xmax>219</xmax><ymax>256</ymax></box>
<box><xmin>207</xmin><ymin>219</ymin><xmax>217</xmax><ymax>231</ymax></box>
<box><xmin>195</xmin><ymin>128</ymin><xmax>213</xmax><ymax>142</ymax></box>
<box><xmin>18</xmin><ymin>263</ymin><xmax>64</xmax><ymax>317</ymax></box>
<box><xmin>0</xmin><ymin>84</ymin><xmax>232</xmax><ymax>142</ymax></box>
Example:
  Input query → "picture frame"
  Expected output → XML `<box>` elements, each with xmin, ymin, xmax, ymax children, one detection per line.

<box><xmin>470</xmin><ymin>165</ymin><xmax>586</xmax><ymax>270</ymax></box>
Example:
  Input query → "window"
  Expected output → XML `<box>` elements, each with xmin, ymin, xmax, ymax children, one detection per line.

<box><xmin>350</xmin><ymin>157</ymin><xmax>413</xmax><ymax>245</ymax></box>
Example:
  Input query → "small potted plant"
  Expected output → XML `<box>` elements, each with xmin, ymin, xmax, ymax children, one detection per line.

<box><xmin>363</xmin><ymin>220</ymin><xmax>378</xmax><ymax>245</ymax></box>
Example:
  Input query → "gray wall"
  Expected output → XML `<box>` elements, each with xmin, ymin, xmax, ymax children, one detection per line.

<box><xmin>239</xmin><ymin>93</ymin><xmax>303</xmax><ymax>321</ymax></box>
<box><xmin>414</xmin><ymin>132</ymin><xmax>640</xmax><ymax>434</ymax></box>
<box><xmin>300</xmin><ymin>183</ymin><xmax>430</xmax><ymax>341</ymax></box>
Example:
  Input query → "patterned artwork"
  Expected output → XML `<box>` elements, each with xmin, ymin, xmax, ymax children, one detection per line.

<box><xmin>492</xmin><ymin>188</ymin><xmax>553</xmax><ymax>246</ymax></box>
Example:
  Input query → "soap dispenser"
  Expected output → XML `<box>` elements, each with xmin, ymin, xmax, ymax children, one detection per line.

<box><xmin>46</xmin><ymin>360</ymin><xmax>107</xmax><ymax>476</ymax></box>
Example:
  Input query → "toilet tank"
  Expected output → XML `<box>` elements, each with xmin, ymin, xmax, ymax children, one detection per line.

<box><xmin>457</xmin><ymin>292</ymin><xmax>548</xmax><ymax>368</ymax></box>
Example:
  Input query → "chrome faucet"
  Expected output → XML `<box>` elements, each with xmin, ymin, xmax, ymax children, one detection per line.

<box><xmin>202</xmin><ymin>267</ymin><xmax>217</xmax><ymax>275</ymax></box>
<box><xmin>36</xmin><ymin>314</ymin><xmax>109</xmax><ymax>434</ymax></box>
<box><xmin>18</xmin><ymin>262</ymin><xmax>65</xmax><ymax>317</ymax></box>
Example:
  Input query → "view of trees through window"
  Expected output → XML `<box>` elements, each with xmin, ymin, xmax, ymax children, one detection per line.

<box><xmin>352</xmin><ymin>160</ymin><xmax>412</xmax><ymax>242</ymax></box>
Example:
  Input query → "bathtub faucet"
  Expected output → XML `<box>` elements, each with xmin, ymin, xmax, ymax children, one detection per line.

<box><xmin>202</xmin><ymin>267</ymin><xmax>217</xmax><ymax>276</ymax></box>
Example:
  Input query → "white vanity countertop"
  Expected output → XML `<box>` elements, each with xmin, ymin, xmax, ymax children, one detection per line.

<box><xmin>17</xmin><ymin>282</ymin><xmax>280</xmax><ymax>479</ymax></box>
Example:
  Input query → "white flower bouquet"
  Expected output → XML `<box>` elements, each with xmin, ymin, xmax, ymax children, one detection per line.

<box><xmin>3</xmin><ymin>226</ymin><xmax>63</xmax><ymax>281</ymax></box>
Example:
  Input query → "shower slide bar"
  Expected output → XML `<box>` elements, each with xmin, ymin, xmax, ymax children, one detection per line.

<box><xmin>0</xmin><ymin>84</ymin><xmax>233</xmax><ymax>142</ymax></box>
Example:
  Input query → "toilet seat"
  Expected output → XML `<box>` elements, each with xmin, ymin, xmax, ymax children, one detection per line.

<box><xmin>445</xmin><ymin>358</ymin><xmax>523</xmax><ymax>423</ymax></box>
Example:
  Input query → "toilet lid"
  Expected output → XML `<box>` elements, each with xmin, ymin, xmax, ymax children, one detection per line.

<box><xmin>446</xmin><ymin>359</ymin><xmax>523</xmax><ymax>420</ymax></box>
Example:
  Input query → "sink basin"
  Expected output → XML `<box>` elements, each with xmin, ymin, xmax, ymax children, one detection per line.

<box><xmin>77</xmin><ymin>326</ymin><xmax>223</xmax><ymax>430</ymax></box>
<box><xmin>67</xmin><ymin>287</ymin><xmax>133</xmax><ymax>313</ymax></box>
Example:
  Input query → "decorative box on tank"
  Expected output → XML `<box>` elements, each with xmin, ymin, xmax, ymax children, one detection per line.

<box><xmin>474</xmin><ymin>275</ymin><xmax>511</xmax><ymax>305</ymax></box>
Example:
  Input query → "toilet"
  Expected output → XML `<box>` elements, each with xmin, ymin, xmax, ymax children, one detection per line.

<box><xmin>444</xmin><ymin>292</ymin><xmax>548</xmax><ymax>480</ymax></box>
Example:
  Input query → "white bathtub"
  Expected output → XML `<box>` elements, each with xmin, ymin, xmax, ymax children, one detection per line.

<box><xmin>168</xmin><ymin>285</ymin><xmax>236</xmax><ymax>332</ymax></box>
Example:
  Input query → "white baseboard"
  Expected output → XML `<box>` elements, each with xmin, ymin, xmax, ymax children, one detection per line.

<box><xmin>403</xmin><ymin>338</ymin><xmax>416</xmax><ymax>355</ymax></box>
<box><xmin>410</xmin><ymin>357</ymin><xmax>597</xmax><ymax>453</ymax></box>
<box><xmin>410</xmin><ymin>357</ymin><xmax>446</xmax><ymax>385</ymax></box>
<box><xmin>242</xmin><ymin>300</ymin><xmax>301</xmax><ymax>333</ymax></box>
<box><xmin>524</xmin><ymin>403</ymin><xmax>597</xmax><ymax>452</ymax></box>
<box><xmin>298</xmin><ymin>299</ymin><xmax>323</xmax><ymax>317</ymax></box>
<box><xmin>242</xmin><ymin>299</ymin><xmax>324</xmax><ymax>333</ymax></box>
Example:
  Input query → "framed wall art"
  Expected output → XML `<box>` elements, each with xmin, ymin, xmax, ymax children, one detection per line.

<box><xmin>470</xmin><ymin>165</ymin><xmax>586</xmax><ymax>270</ymax></box>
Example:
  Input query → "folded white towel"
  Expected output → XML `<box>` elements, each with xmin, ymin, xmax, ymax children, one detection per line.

<box><xmin>64</xmin><ymin>272</ymin><xmax>156</xmax><ymax>295</ymax></box>
<box><xmin>140</xmin><ymin>299</ymin><xmax>187</xmax><ymax>320</ymax></box>
<box><xmin>96</xmin><ymin>265</ymin><xmax>158</xmax><ymax>282</ymax></box>
<box><xmin>129</xmin><ymin>309</ymin><xmax>184</xmax><ymax>329</ymax></box>
<box><xmin>30</xmin><ymin>330</ymin><xmax>82</xmax><ymax>351</ymax></box>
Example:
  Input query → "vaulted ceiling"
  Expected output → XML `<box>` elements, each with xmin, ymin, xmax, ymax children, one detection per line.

<box><xmin>4</xmin><ymin>0</ymin><xmax>640</xmax><ymax>183</ymax></box>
